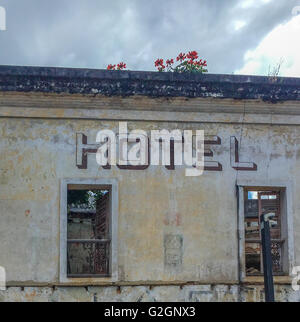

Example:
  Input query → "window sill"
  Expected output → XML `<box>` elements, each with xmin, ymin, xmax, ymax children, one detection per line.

<box><xmin>243</xmin><ymin>275</ymin><xmax>292</xmax><ymax>285</ymax></box>
<box><xmin>67</xmin><ymin>275</ymin><xmax>111</xmax><ymax>278</ymax></box>
<box><xmin>60</xmin><ymin>276</ymin><xmax>117</xmax><ymax>285</ymax></box>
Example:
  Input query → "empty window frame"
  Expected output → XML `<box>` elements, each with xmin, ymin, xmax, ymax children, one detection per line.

<box><xmin>66</xmin><ymin>184</ymin><xmax>112</xmax><ymax>278</ymax></box>
<box><xmin>244</xmin><ymin>187</ymin><xmax>287</xmax><ymax>276</ymax></box>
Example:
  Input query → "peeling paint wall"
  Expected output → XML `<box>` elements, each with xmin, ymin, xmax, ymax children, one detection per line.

<box><xmin>0</xmin><ymin>88</ymin><xmax>300</xmax><ymax>301</ymax></box>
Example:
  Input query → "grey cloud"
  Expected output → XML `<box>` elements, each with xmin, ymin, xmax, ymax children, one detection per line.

<box><xmin>0</xmin><ymin>0</ymin><xmax>298</xmax><ymax>73</ymax></box>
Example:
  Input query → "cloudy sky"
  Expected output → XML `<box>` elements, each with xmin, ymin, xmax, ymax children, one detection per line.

<box><xmin>0</xmin><ymin>0</ymin><xmax>299</xmax><ymax>76</ymax></box>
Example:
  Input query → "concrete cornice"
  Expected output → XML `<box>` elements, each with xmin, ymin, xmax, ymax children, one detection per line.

<box><xmin>0</xmin><ymin>65</ymin><xmax>300</xmax><ymax>102</ymax></box>
<box><xmin>1</xmin><ymin>92</ymin><xmax>300</xmax><ymax>125</ymax></box>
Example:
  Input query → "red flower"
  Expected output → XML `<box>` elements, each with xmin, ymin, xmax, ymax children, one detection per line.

<box><xmin>117</xmin><ymin>62</ymin><xmax>126</xmax><ymax>70</ymax></box>
<box><xmin>155</xmin><ymin>58</ymin><xmax>164</xmax><ymax>67</ymax></box>
<box><xmin>193</xmin><ymin>59</ymin><xmax>207</xmax><ymax>67</ymax></box>
<box><xmin>186</xmin><ymin>51</ymin><xmax>198</xmax><ymax>61</ymax></box>
<box><xmin>176</xmin><ymin>53</ymin><xmax>186</xmax><ymax>62</ymax></box>
<box><xmin>157</xmin><ymin>66</ymin><xmax>165</xmax><ymax>72</ymax></box>
<box><xmin>166</xmin><ymin>59</ymin><xmax>174</xmax><ymax>66</ymax></box>
<box><xmin>107</xmin><ymin>64</ymin><xmax>116</xmax><ymax>70</ymax></box>
<box><xmin>155</xmin><ymin>59</ymin><xmax>166</xmax><ymax>71</ymax></box>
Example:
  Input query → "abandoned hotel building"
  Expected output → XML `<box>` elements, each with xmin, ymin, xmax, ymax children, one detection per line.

<box><xmin>0</xmin><ymin>65</ymin><xmax>300</xmax><ymax>302</ymax></box>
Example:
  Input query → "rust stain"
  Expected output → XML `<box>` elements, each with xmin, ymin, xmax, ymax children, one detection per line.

<box><xmin>164</xmin><ymin>213</ymin><xmax>182</xmax><ymax>226</ymax></box>
<box><xmin>25</xmin><ymin>290</ymin><xmax>37</xmax><ymax>301</ymax></box>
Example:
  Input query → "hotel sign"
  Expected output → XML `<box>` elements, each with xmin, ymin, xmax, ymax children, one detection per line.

<box><xmin>76</xmin><ymin>122</ymin><xmax>257</xmax><ymax>176</ymax></box>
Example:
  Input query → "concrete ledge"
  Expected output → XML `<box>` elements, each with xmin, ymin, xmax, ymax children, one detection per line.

<box><xmin>1</xmin><ymin>92</ymin><xmax>300</xmax><ymax>125</ymax></box>
<box><xmin>0</xmin><ymin>65</ymin><xmax>300</xmax><ymax>102</ymax></box>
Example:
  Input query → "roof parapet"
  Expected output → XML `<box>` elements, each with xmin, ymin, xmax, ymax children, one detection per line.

<box><xmin>0</xmin><ymin>65</ymin><xmax>299</xmax><ymax>102</ymax></box>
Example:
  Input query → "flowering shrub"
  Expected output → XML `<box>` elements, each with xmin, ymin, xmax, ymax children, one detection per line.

<box><xmin>155</xmin><ymin>51</ymin><xmax>207</xmax><ymax>73</ymax></box>
<box><xmin>107</xmin><ymin>62</ymin><xmax>126</xmax><ymax>70</ymax></box>
<box><xmin>107</xmin><ymin>51</ymin><xmax>207</xmax><ymax>73</ymax></box>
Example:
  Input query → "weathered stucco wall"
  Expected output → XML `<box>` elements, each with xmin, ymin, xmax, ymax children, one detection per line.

<box><xmin>0</xmin><ymin>66</ymin><xmax>300</xmax><ymax>301</ymax></box>
<box><xmin>1</xmin><ymin>117</ymin><xmax>243</xmax><ymax>283</ymax></box>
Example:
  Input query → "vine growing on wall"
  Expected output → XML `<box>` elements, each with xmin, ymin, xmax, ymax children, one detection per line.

<box><xmin>107</xmin><ymin>50</ymin><xmax>208</xmax><ymax>74</ymax></box>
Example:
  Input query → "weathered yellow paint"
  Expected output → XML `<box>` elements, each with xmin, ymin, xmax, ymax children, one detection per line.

<box><xmin>0</xmin><ymin>92</ymin><xmax>299</xmax><ymax>301</ymax></box>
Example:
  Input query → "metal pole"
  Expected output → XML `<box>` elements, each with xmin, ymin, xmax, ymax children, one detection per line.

<box><xmin>260</xmin><ymin>213</ymin><xmax>275</xmax><ymax>302</ymax></box>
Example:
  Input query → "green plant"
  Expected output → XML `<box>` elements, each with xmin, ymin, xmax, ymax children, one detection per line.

<box><xmin>106</xmin><ymin>50</ymin><xmax>208</xmax><ymax>74</ymax></box>
<box><xmin>155</xmin><ymin>51</ymin><xmax>208</xmax><ymax>73</ymax></box>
